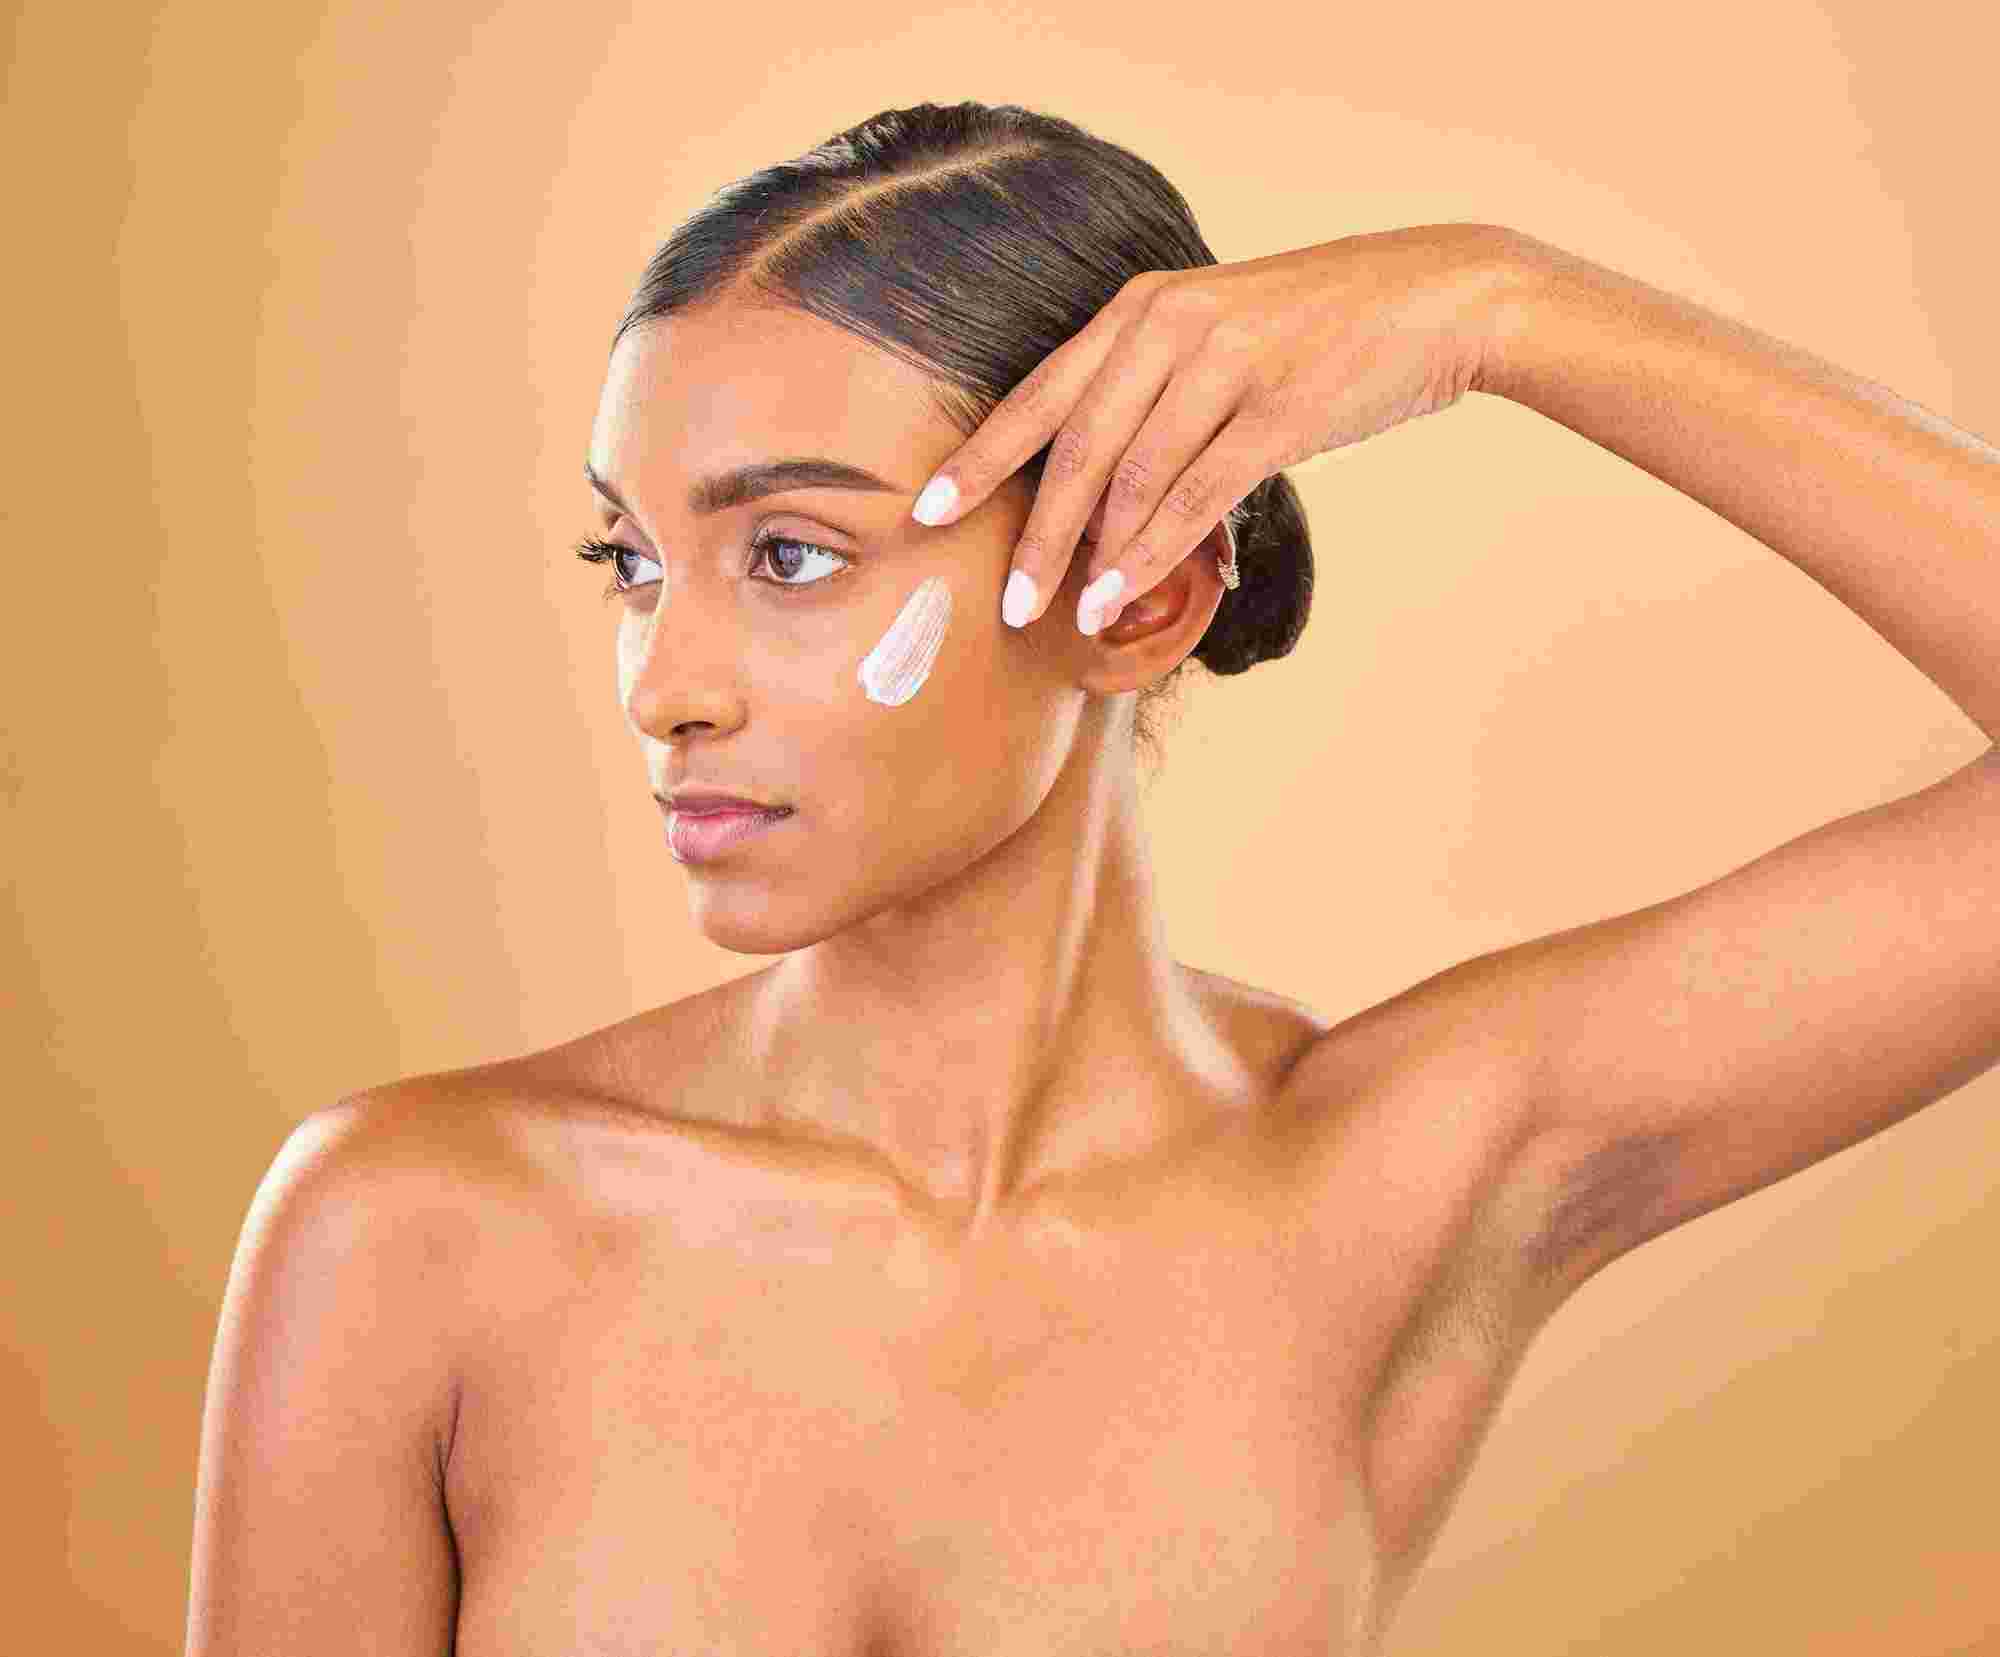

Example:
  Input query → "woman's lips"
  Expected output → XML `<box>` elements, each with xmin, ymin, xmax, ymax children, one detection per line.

<box><xmin>664</xmin><ymin>804</ymin><xmax>794</xmax><ymax>864</ymax></box>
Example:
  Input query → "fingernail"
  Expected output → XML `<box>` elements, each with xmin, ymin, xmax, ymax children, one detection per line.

<box><xmin>1076</xmin><ymin>568</ymin><xmax>1125</xmax><ymax>636</ymax></box>
<box><xmin>1001</xmin><ymin>568</ymin><xmax>1038</xmax><ymax>629</ymax></box>
<box><xmin>911</xmin><ymin>474</ymin><xmax>957</xmax><ymax>525</ymax></box>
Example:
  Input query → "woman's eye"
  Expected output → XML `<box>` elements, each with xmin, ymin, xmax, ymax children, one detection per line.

<box><xmin>571</xmin><ymin>532</ymin><xmax>849</xmax><ymax>600</ymax></box>
<box><xmin>614</xmin><ymin>544</ymin><xmax>663</xmax><ymax>588</ymax></box>
<box><xmin>752</xmin><ymin>531</ymin><xmax>851</xmax><ymax>590</ymax></box>
<box><xmin>571</xmin><ymin>537</ymin><xmax>660</xmax><ymax>599</ymax></box>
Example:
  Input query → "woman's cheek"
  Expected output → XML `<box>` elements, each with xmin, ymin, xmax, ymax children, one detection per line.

<box><xmin>856</xmin><ymin>576</ymin><xmax>952</xmax><ymax>708</ymax></box>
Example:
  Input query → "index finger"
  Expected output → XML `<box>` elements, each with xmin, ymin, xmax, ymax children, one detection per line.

<box><xmin>909</xmin><ymin>302</ymin><xmax>1130</xmax><ymax>529</ymax></box>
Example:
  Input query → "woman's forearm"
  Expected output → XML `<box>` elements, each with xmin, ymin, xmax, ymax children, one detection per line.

<box><xmin>1474</xmin><ymin>227</ymin><xmax>2000</xmax><ymax>749</ymax></box>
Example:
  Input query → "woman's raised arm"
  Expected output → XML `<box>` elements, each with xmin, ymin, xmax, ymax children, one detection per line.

<box><xmin>1448</xmin><ymin>230</ymin><xmax>2000</xmax><ymax>1310</ymax></box>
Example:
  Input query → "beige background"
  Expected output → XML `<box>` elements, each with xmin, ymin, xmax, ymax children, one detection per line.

<box><xmin>7</xmin><ymin>0</ymin><xmax>1997</xmax><ymax>1649</ymax></box>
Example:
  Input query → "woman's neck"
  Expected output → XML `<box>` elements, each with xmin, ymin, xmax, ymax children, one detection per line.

<box><xmin>743</xmin><ymin>745</ymin><xmax>1252</xmax><ymax>1238</ymax></box>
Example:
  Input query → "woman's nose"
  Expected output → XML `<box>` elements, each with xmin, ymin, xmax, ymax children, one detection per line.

<box><xmin>619</xmin><ymin>594</ymin><xmax>747</xmax><ymax>744</ymax></box>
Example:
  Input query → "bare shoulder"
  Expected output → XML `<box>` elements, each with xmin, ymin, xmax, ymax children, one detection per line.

<box><xmin>194</xmin><ymin>1085</ymin><xmax>505</xmax><ymax>1644</ymax></box>
<box><xmin>206</xmin><ymin>1083</ymin><xmax>515</xmax><ymax>1511</ymax></box>
<box><xmin>332</xmin><ymin>975</ymin><xmax>770</xmax><ymax>1221</ymax></box>
<box><xmin>282</xmin><ymin>1072</ymin><xmax>554</xmax><ymax>1307</ymax></box>
<box><xmin>278</xmin><ymin>1079</ymin><xmax>501</xmax><ymax>1240</ymax></box>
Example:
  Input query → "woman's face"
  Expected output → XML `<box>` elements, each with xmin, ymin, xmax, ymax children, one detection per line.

<box><xmin>584</xmin><ymin>299</ymin><xmax>1100</xmax><ymax>954</ymax></box>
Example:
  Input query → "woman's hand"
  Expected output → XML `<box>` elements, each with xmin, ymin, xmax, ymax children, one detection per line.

<box><xmin>908</xmin><ymin>221</ymin><xmax>1530</xmax><ymax>634</ymax></box>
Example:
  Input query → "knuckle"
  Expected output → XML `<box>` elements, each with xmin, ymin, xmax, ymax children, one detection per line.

<box><xmin>947</xmin><ymin>454</ymin><xmax>988</xmax><ymax>499</ymax></box>
<box><xmin>1010</xmin><ymin>523</ymin><xmax>1058</xmax><ymax>573</ymax></box>
<box><xmin>1244</xmin><ymin>371</ymin><xmax>1300</xmax><ymax>422</ymax></box>
<box><xmin>1118</xmin><ymin>269</ymin><xmax>1171</xmax><ymax>309</ymax></box>
<box><xmin>1125</xmin><ymin>530</ymin><xmax>1187</xmax><ymax>575</ymax></box>
<box><xmin>1153</xmin><ymin>280</ymin><xmax>1220</xmax><ymax>324</ymax></box>
<box><xmin>1162</xmin><ymin>469</ymin><xmax>1221</xmax><ymax>522</ymax></box>
<box><xmin>1107</xmin><ymin>450</ymin><xmax>1158</xmax><ymax>504</ymax></box>
<box><xmin>1202</xmin><ymin>314</ymin><xmax>1261</xmax><ymax>356</ymax></box>
<box><xmin>1044</xmin><ymin>423</ymin><xmax>1093</xmax><ymax>481</ymax></box>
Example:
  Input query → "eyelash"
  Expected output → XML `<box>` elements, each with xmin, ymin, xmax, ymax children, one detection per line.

<box><xmin>572</xmin><ymin>529</ymin><xmax>851</xmax><ymax>602</ymax></box>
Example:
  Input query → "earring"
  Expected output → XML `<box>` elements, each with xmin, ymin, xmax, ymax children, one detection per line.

<box><xmin>1216</xmin><ymin>521</ymin><xmax>1241</xmax><ymax>591</ymax></box>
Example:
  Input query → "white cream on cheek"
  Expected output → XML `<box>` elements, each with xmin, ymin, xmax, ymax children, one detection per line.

<box><xmin>610</xmin><ymin>578</ymin><xmax>954</xmax><ymax>720</ymax></box>
<box><xmin>856</xmin><ymin>576</ymin><xmax>952</xmax><ymax>707</ymax></box>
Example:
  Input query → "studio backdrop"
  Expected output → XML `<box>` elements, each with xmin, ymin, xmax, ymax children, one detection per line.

<box><xmin>6</xmin><ymin>1</ymin><xmax>1996</xmax><ymax>1651</ymax></box>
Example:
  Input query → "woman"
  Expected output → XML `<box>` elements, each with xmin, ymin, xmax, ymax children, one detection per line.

<box><xmin>185</xmin><ymin>101</ymin><xmax>2000</xmax><ymax>1654</ymax></box>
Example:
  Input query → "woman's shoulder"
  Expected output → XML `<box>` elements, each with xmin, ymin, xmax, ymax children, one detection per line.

<box><xmin>329</xmin><ymin>976</ymin><xmax>762</xmax><ymax>1196</ymax></box>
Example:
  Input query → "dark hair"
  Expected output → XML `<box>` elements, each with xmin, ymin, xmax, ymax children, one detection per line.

<box><xmin>610</xmin><ymin>100</ymin><xmax>1314</xmax><ymax>764</ymax></box>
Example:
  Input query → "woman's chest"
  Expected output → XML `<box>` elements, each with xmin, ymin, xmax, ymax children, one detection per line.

<box><xmin>444</xmin><ymin>1189</ymin><xmax>1409</xmax><ymax>1657</ymax></box>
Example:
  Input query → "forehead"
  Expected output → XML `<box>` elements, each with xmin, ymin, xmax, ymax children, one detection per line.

<box><xmin>589</xmin><ymin>302</ymin><xmax>954</xmax><ymax>490</ymax></box>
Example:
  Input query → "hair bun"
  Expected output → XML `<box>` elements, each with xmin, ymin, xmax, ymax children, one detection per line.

<box><xmin>1194</xmin><ymin>472</ymin><xmax>1314</xmax><ymax>677</ymax></box>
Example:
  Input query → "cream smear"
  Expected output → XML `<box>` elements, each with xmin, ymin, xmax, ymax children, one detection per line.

<box><xmin>856</xmin><ymin>576</ymin><xmax>951</xmax><ymax>707</ymax></box>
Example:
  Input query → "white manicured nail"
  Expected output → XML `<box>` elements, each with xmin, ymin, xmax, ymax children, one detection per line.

<box><xmin>1076</xmin><ymin>568</ymin><xmax>1125</xmax><ymax>636</ymax></box>
<box><xmin>911</xmin><ymin>475</ymin><xmax>958</xmax><ymax>525</ymax></box>
<box><xmin>1001</xmin><ymin>568</ymin><xmax>1038</xmax><ymax>628</ymax></box>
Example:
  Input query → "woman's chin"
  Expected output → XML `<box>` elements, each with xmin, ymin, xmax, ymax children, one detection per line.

<box><xmin>686</xmin><ymin>895</ymin><xmax>829</xmax><ymax>957</ymax></box>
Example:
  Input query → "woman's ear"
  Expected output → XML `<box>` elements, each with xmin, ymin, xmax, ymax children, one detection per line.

<box><xmin>1097</xmin><ymin>533</ymin><xmax>1227</xmax><ymax>644</ymax></box>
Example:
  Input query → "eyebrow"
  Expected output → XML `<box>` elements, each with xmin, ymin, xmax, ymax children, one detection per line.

<box><xmin>584</xmin><ymin>456</ymin><xmax>909</xmax><ymax>519</ymax></box>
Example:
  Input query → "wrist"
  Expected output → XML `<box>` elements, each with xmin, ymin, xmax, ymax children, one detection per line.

<box><xmin>1465</xmin><ymin>225</ymin><xmax>1566</xmax><ymax>404</ymax></box>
